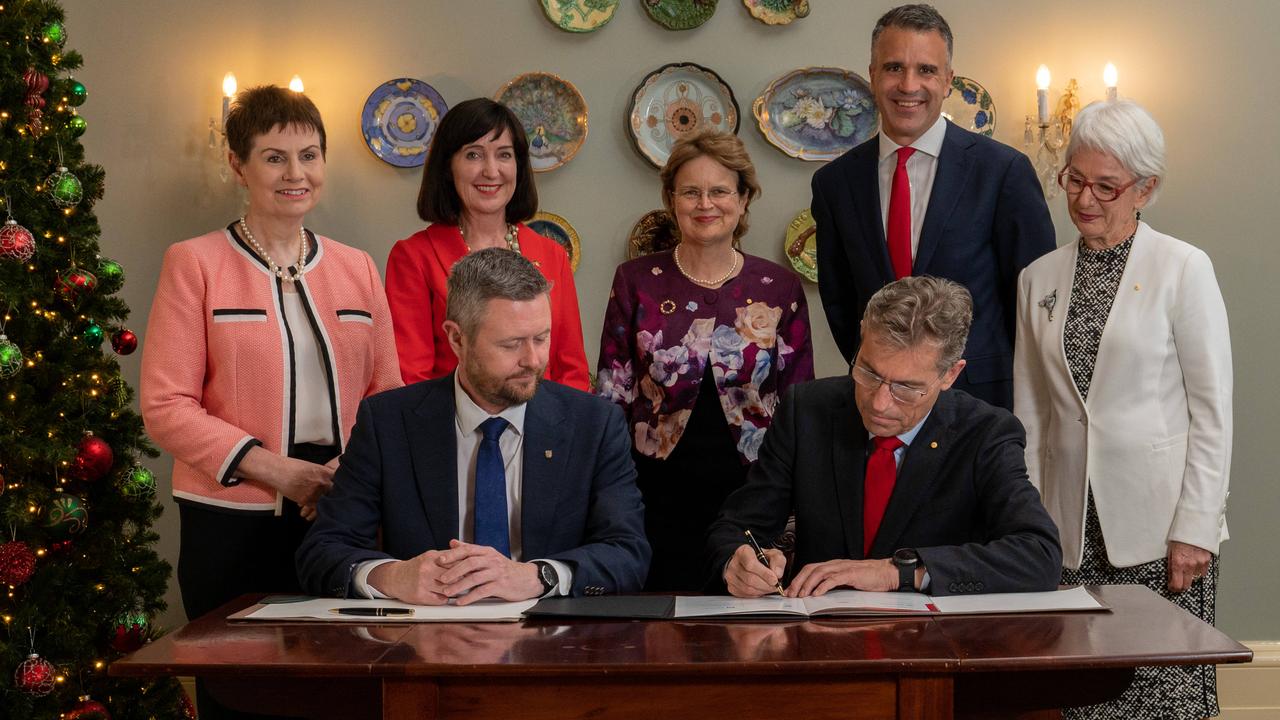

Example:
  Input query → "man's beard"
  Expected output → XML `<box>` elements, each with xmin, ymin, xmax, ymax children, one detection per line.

<box><xmin>467</xmin><ymin>356</ymin><xmax>545</xmax><ymax>409</ymax></box>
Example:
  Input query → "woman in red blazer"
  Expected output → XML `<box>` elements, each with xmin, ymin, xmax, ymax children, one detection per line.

<box><xmin>386</xmin><ymin>98</ymin><xmax>589</xmax><ymax>390</ymax></box>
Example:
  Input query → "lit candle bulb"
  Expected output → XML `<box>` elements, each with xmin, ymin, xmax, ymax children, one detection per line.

<box><xmin>1103</xmin><ymin>63</ymin><xmax>1118</xmax><ymax>101</ymax></box>
<box><xmin>289</xmin><ymin>75</ymin><xmax>304</xmax><ymax>93</ymax></box>
<box><xmin>221</xmin><ymin>72</ymin><xmax>237</xmax><ymax>124</ymax></box>
<box><xmin>1036</xmin><ymin>65</ymin><xmax>1051</xmax><ymax>124</ymax></box>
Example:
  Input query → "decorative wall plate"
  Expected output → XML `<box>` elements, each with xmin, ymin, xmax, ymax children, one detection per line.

<box><xmin>495</xmin><ymin>72</ymin><xmax>588</xmax><ymax>172</ymax></box>
<box><xmin>642</xmin><ymin>0</ymin><xmax>718</xmax><ymax>30</ymax></box>
<box><xmin>628</xmin><ymin>62</ymin><xmax>739</xmax><ymax>169</ymax></box>
<box><xmin>540</xmin><ymin>0</ymin><xmax>620</xmax><ymax>32</ymax></box>
<box><xmin>743</xmin><ymin>0</ymin><xmax>809</xmax><ymax>25</ymax></box>
<box><xmin>528</xmin><ymin>211</ymin><xmax>581</xmax><ymax>272</ymax></box>
<box><xmin>753</xmin><ymin>67</ymin><xmax>876</xmax><ymax>162</ymax></box>
<box><xmin>627</xmin><ymin>209</ymin><xmax>681</xmax><ymax>259</ymax></box>
<box><xmin>942</xmin><ymin>75</ymin><xmax>996</xmax><ymax>137</ymax></box>
<box><xmin>360</xmin><ymin>78</ymin><xmax>448</xmax><ymax>168</ymax></box>
<box><xmin>783</xmin><ymin>208</ymin><xmax>817</xmax><ymax>283</ymax></box>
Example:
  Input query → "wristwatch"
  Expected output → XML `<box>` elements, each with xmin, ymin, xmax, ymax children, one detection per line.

<box><xmin>532</xmin><ymin>560</ymin><xmax>559</xmax><ymax>597</ymax></box>
<box><xmin>891</xmin><ymin>548</ymin><xmax>919</xmax><ymax>592</ymax></box>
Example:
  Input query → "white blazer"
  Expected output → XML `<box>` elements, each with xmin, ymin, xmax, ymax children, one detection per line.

<box><xmin>1013</xmin><ymin>222</ymin><xmax>1232</xmax><ymax>569</ymax></box>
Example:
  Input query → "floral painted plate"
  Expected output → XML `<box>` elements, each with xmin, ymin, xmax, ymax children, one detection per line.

<box><xmin>642</xmin><ymin>0</ymin><xmax>718</xmax><ymax>30</ymax></box>
<box><xmin>942</xmin><ymin>75</ymin><xmax>996</xmax><ymax>137</ymax></box>
<box><xmin>495</xmin><ymin>72</ymin><xmax>588</xmax><ymax>172</ymax></box>
<box><xmin>628</xmin><ymin>62</ymin><xmax>739</xmax><ymax>169</ymax></box>
<box><xmin>540</xmin><ymin>0</ymin><xmax>620</xmax><ymax>32</ymax></box>
<box><xmin>627</xmin><ymin>209</ymin><xmax>681</xmax><ymax>259</ymax></box>
<box><xmin>753</xmin><ymin>67</ymin><xmax>877</xmax><ymax>162</ymax></box>
<box><xmin>528</xmin><ymin>211</ymin><xmax>581</xmax><ymax>272</ymax></box>
<box><xmin>783</xmin><ymin>208</ymin><xmax>817</xmax><ymax>283</ymax></box>
<box><xmin>360</xmin><ymin>78</ymin><xmax>448</xmax><ymax>168</ymax></box>
<box><xmin>742</xmin><ymin>0</ymin><xmax>809</xmax><ymax>25</ymax></box>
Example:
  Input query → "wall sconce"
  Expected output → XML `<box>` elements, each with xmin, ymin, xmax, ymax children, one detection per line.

<box><xmin>289</xmin><ymin>75</ymin><xmax>304</xmax><ymax>93</ymax></box>
<box><xmin>208</xmin><ymin>71</ymin><xmax>237</xmax><ymax>183</ymax></box>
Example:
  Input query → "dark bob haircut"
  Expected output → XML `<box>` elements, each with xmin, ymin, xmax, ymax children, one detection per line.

<box><xmin>417</xmin><ymin>98</ymin><xmax>538</xmax><ymax>225</ymax></box>
<box><xmin>225</xmin><ymin>85</ymin><xmax>327</xmax><ymax>162</ymax></box>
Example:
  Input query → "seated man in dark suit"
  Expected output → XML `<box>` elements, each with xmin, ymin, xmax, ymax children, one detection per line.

<box><xmin>708</xmin><ymin>276</ymin><xmax>1060</xmax><ymax>598</ymax></box>
<box><xmin>298</xmin><ymin>248</ymin><xmax>649</xmax><ymax>603</ymax></box>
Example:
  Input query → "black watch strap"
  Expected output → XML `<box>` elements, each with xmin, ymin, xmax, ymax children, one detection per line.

<box><xmin>533</xmin><ymin>560</ymin><xmax>558</xmax><ymax>596</ymax></box>
<box><xmin>897</xmin><ymin>561</ymin><xmax>915</xmax><ymax>592</ymax></box>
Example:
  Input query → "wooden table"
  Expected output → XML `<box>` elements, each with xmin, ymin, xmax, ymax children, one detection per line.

<box><xmin>111</xmin><ymin>585</ymin><xmax>1250</xmax><ymax>720</ymax></box>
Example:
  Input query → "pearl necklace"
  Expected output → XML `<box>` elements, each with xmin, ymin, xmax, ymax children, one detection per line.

<box><xmin>673</xmin><ymin>244</ymin><xmax>739</xmax><ymax>287</ymax></box>
<box><xmin>460</xmin><ymin>222</ymin><xmax>521</xmax><ymax>254</ymax></box>
<box><xmin>239</xmin><ymin>218</ymin><xmax>308</xmax><ymax>282</ymax></box>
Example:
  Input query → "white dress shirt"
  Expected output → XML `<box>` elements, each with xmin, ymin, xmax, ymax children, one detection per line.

<box><xmin>877</xmin><ymin>115</ymin><xmax>948</xmax><ymax>261</ymax></box>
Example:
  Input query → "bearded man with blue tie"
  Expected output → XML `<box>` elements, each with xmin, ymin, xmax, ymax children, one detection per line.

<box><xmin>297</xmin><ymin>249</ymin><xmax>650</xmax><ymax>602</ymax></box>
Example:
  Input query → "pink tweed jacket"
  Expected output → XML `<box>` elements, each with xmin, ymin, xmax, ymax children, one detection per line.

<box><xmin>141</xmin><ymin>225</ymin><xmax>402</xmax><ymax>513</ymax></box>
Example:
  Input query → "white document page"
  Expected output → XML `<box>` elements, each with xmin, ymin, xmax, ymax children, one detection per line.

<box><xmin>241</xmin><ymin>597</ymin><xmax>537</xmax><ymax>622</ymax></box>
<box><xmin>930</xmin><ymin>586</ymin><xmax>1103</xmax><ymax>615</ymax></box>
<box><xmin>800</xmin><ymin>589</ymin><xmax>936</xmax><ymax>615</ymax></box>
<box><xmin>673</xmin><ymin>595</ymin><xmax>810</xmax><ymax>618</ymax></box>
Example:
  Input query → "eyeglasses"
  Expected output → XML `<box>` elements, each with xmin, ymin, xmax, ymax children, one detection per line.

<box><xmin>673</xmin><ymin>187</ymin><xmax>739</xmax><ymax>204</ymax></box>
<box><xmin>1056</xmin><ymin>168</ymin><xmax>1142</xmax><ymax>203</ymax></box>
<box><xmin>851</xmin><ymin>364</ymin><xmax>941</xmax><ymax>405</ymax></box>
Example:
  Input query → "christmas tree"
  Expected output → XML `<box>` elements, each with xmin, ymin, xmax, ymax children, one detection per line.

<box><xmin>1</xmin><ymin>2</ymin><xmax>188</xmax><ymax>718</ymax></box>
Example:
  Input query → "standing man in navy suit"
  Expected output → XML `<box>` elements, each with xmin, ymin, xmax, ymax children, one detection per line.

<box><xmin>812</xmin><ymin>3</ymin><xmax>1054</xmax><ymax>409</ymax></box>
<box><xmin>297</xmin><ymin>248</ymin><xmax>649</xmax><ymax>602</ymax></box>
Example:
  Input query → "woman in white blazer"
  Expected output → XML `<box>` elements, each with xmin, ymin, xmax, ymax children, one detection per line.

<box><xmin>1014</xmin><ymin>100</ymin><xmax>1231</xmax><ymax>720</ymax></box>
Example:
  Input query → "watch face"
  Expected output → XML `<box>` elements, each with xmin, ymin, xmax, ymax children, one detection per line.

<box><xmin>893</xmin><ymin>548</ymin><xmax>919</xmax><ymax>566</ymax></box>
<box><xmin>539</xmin><ymin>562</ymin><xmax>558</xmax><ymax>587</ymax></box>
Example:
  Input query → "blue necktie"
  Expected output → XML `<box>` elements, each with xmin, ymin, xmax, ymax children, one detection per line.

<box><xmin>474</xmin><ymin>416</ymin><xmax>511</xmax><ymax>557</ymax></box>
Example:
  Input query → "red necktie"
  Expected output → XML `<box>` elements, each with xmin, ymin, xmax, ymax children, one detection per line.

<box><xmin>886</xmin><ymin>146</ymin><xmax>917</xmax><ymax>279</ymax></box>
<box><xmin>864</xmin><ymin>435</ymin><xmax>905</xmax><ymax>555</ymax></box>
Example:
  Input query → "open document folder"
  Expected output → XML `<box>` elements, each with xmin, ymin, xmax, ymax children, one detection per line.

<box><xmin>671</xmin><ymin>586</ymin><xmax>1105</xmax><ymax>620</ymax></box>
<box><xmin>234</xmin><ymin>597</ymin><xmax>538</xmax><ymax>623</ymax></box>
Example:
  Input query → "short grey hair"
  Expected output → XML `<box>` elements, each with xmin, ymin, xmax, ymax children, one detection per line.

<box><xmin>872</xmin><ymin>4</ymin><xmax>953</xmax><ymax>63</ymax></box>
<box><xmin>1065</xmin><ymin>99</ymin><xmax>1166</xmax><ymax>205</ymax></box>
<box><xmin>862</xmin><ymin>276</ymin><xmax>972</xmax><ymax>372</ymax></box>
<box><xmin>445</xmin><ymin>247</ymin><xmax>550</xmax><ymax>338</ymax></box>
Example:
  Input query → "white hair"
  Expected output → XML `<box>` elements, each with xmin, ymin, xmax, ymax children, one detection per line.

<box><xmin>1065</xmin><ymin>99</ymin><xmax>1166</xmax><ymax>205</ymax></box>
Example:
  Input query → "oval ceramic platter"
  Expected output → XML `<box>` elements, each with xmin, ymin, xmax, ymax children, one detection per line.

<box><xmin>627</xmin><ymin>209</ymin><xmax>681</xmax><ymax>259</ymax></box>
<box><xmin>642</xmin><ymin>0</ymin><xmax>718</xmax><ymax>30</ymax></box>
<box><xmin>360</xmin><ymin>78</ymin><xmax>448</xmax><ymax>168</ymax></box>
<box><xmin>753</xmin><ymin>67</ymin><xmax>877</xmax><ymax>162</ymax></box>
<box><xmin>783</xmin><ymin>208</ymin><xmax>817</xmax><ymax>283</ymax></box>
<box><xmin>540</xmin><ymin>0</ymin><xmax>620</xmax><ymax>32</ymax></box>
<box><xmin>495</xmin><ymin>72</ymin><xmax>588</xmax><ymax>173</ymax></box>
<box><xmin>942</xmin><ymin>75</ymin><xmax>996</xmax><ymax>137</ymax></box>
<box><xmin>628</xmin><ymin>62</ymin><xmax>739</xmax><ymax>169</ymax></box>
<box><xmin>528</xmin><ymin>211</ymin><xmax>582</xmax><ymax>272</ymax></box>
<box><xmin>742</xmin><ymin>0</ymin><xmax>809</xmax><ymax>25</ymax></box>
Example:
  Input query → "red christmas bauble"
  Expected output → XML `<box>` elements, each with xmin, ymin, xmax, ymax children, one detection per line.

<box><xmin>23</xmin><ymin>67</ymin><xmax>49</xmax><ymax>107</ymax></box>
<box><xmin>110</xmin><ymin>329</ymin><xmax>138</xmax><ymax>355</ymax></box>
<box><xmin>109</xmin><ymin>618</ymin><xmax>147</xmax><ymax>653</ymax></box>
<box><xmin>179</xmin><ymin>688</ymin><xmax>197</xmax><ymax>720</ymax></box>
<box><xmin>70</xmin><ymin>433</ymin><xmax>114</xmax><ymax>482</ymax></box>
<box><xmin>0</xmin><ymin>219</ymin><xmax>36</xmax><ymax>263</ymax></box>
<box><xmin>14</xmin><ymin>653</ymin><xmax>56</xmax><ymax>696</ymax></box>
<box><xmin>0</xmin><ymin>540</ymin><xmax>37</xmax><ymax>587</ymax></box>
<box><xmin>66</xmin><ymin>695</ymin><xmax>112</xmax><ymax>720</ymax></box>
<box><xmin>56</xmin><ymin>267</ymin><xmax>98</xmax><ymax>301</ymax></box>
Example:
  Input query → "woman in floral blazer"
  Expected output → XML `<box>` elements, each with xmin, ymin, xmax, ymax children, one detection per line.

<box><xmin>598</xmin><ymin>130</ymin><xmax>813</xmax><ymax>591</ymax></box>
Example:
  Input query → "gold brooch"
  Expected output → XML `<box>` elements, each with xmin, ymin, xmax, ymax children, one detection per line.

<box><xmin>659</xmin><ymin>299</ymin><xmax>676</xmax><ymax>315</ymax></box>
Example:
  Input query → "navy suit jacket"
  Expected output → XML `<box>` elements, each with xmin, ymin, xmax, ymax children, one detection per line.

<box><xmin>296</xmin><ymin>375</ymin><xmax>650</xmax><ymax>598</ymax></box>
<box><xmin>811</xmin><ymin>121</ymin><xmax>1055</xmax><ymax>409</ymax></box>
<box><xmin>707</xmin><ymin>378</ymin><xmax>1062</xmax><ymax>595</ymax></box>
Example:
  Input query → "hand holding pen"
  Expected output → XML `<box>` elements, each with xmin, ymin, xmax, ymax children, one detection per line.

<box><xmin>724</xmin><ymin>530</ymin><xmax>787</xmax><ymax>598</ymax></box>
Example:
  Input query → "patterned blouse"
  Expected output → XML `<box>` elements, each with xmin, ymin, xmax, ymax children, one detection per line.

<box><xmin>1064</xmin><ymin>236</ymin><xmax>1134</xmax><ymax>401</ymax></box>
<box><xmin>597</xmin><ymin>251</ymin><xmax>814</xmax><ymax>463</ymax></box>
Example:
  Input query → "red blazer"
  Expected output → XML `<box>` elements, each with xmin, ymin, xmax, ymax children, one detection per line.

<box><xmin>385</xmin><ymin>223</ymin><xmax>589</xmax><ymax>390</ymax></box>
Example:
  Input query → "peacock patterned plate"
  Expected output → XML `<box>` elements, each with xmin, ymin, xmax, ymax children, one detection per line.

<box><xmin>782</xmin><ymin>208</ymin><xmax>817</xmax><ymax>283</ymax></box>
<box><xmin>628</xmin><ymin>62</ymin><xmax>739</xmax><ymax>169</ymax></box>
<box><xmin>495</xmin><ymin>72</ymin><xmax>588</xmax><ymax>172</ymax></box>
<box><xmin>753</xmin><ymin>66</ymin><xmax>877</xmax><ymax>162</ymax></box>
<box><xmin>642</xmin><ymin>0</ymin><xmax>718</xmax><ymax>30</ymax></box>
<box><xmin>627</xmin><ymin>209</ymin><xmax>681</xmax><ymax>259</ymax></box>
<box><xmin>360</xmin><ymin>78</ymin><xmax>448</xmax><ymax>168</ymax></box>
<box><xmin>540</xmin><ymin>0</ymin><xmax>621</xmax><ymax>32</ymax></box>
<box><xmin>528</xmin><ymin>211</ymin><xmax>582</xmax><ymax>272</ymax></box>
<box><xmin>742</xmin><ymin>0</ymin><xmax>809</xmax><ymax>25</ymax></box>
<box><xmin>942</xmin><ymin>75</ymin><xmax>996</xmax><ymax>137</ymax></box>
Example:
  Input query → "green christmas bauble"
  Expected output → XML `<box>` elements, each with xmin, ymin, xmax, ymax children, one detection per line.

<box><xmin>45</xmin><ymin>166</ymin><xmax>83</xmax><ymax>208</ymax></box>
<box><xmin>96</xmin><ymin>257</ymin><xmax>125</xmax><ymax>293</ymax></box>
<box><xmin>67</xmin><ymin>115</ymin><xmax>87</xmax><ymax>137</ymax></box>
<box><xmin>41</xmin><ymin>21</ymin><xmax>66</xmax><ymax>46</ymax></box>
<box><xmin>44</xmin><ymin>494</ymin><xmax>88</xmax><ymax>536</ymax></box>
<box><xmin>67</xmin><ymin>79</ymin><xmax>87</xmax><ymax>107</ymax></box>
<box><xmin>82</xmin><ymin>322</ymin><xmax>105</xmax><ymax>347</ymax></box>
<box><xmin>121</xmin><ymin>465</ymin><xmax>156</xmax><ymax>498</ymax></box>
<box><xmin>0</xmin><ymin>333</ymin><xmax>22</xmax><ymax>379</ymax></box>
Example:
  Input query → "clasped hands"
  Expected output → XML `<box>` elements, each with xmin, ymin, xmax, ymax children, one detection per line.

<box><xmin>724</xmin><ymin>544</ymin><xmax>900</xmax><ymax>598</ymax></box>
<box><xmin>368</xmin><ymin>539</ymin><xmax>543</xmax><ymax>606</ymax></box>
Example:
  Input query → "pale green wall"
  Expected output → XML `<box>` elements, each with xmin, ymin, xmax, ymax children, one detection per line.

<box><xmin>62</xmin><ymin>0</ymin><xmax>1278</xmax><ymax>639</ymax></box>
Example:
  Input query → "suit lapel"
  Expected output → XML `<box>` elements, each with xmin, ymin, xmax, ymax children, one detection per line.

<box><xmin>829</xmin><ymin>382</ymin><xmax>869</xmax><ymax>560</ymax></box>
<box><xmin>869</xmin><ymin>393</ymin><xmax>955</xmax><ymax>557</ymax></box>
<box><xmin>915</xmin><ymin>122</ymin><xmax>974</xmax><ymax>275</ymax></box>
<box><xmin>519</xmin><ymin>389</ymin><xmax>568</xmax><ymax>561</ymax></box>
<box><xmin>847</xmin><ymin>138</ymin><xmax>895</xmax><ymax>283</ymax></box>
<box><xmin>406</xmin><ymin>377</ymin><xmax>460</xmax><ymax>550</ymax></box>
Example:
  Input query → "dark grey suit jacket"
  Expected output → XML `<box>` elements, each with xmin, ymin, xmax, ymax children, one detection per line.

<box><xmin>707</xmin><ymin>377</ymin><xmax>1061</xmax><ymax>595</ymax></box>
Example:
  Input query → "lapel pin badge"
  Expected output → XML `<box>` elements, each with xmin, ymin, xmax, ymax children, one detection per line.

<box><xmin>930</xmin><ymin>441</ymin><xmax>938</xmax><ymax>449</ymax></box>
<box><xmin>544</xmin><ymin>450</ymin><xmax>553</xmax><ymax>459</ymax></box>
<box><xmin>1038</xmin><ymin>289</ymin><xmax>1058</xmax><ymax>321</ymax></box>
